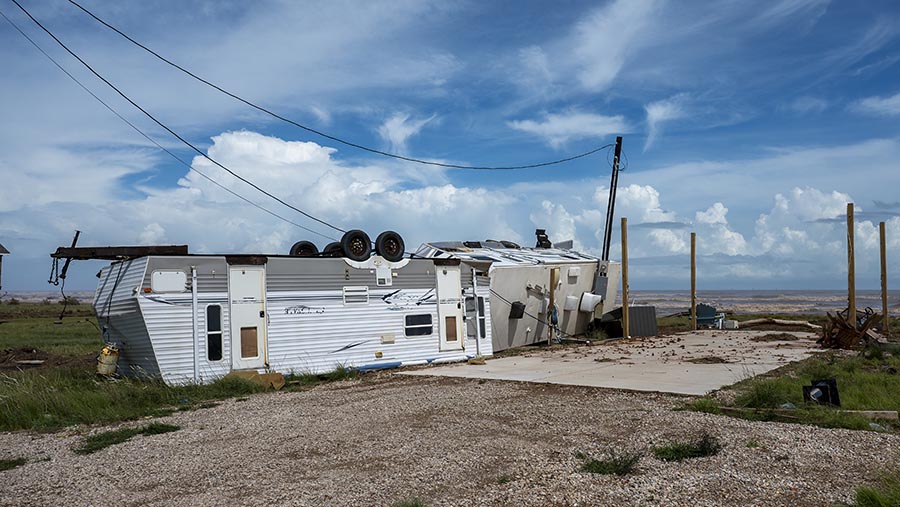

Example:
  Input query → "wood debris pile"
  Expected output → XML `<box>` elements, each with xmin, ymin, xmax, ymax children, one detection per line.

<box><xmin>818</xmin><ymin>308</ymin><xmax>883</xmax><ymax>349</ymax></box>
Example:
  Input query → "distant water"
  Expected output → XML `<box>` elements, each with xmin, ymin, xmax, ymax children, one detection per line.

<box><xmin>5</xmin><ymin>289</ymin><xmax>899</xmax><ymax>317</ymax></box>
<box><xmin>624</xmin><ymin>290</ymin><xmax>900</xmax><ymax>316</ymax></box>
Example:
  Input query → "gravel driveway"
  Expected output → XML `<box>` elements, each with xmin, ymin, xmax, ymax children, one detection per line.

<box><xmin>1</xmin><ymin>374</ymin><xmax>897</xmax><ymax>506</ymax></box>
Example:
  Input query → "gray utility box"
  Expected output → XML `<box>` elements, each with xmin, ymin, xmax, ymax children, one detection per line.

<box><xmin>603</xmin><ymin>305</ymin><xmax>658</xmax><ymax>337</ymax></box>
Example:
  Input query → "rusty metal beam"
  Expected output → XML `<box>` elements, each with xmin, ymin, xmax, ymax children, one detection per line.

<box><xmin>51</xmin><ymin>245</ymin><xmax>188</xmax><ymax>260</ymax></box>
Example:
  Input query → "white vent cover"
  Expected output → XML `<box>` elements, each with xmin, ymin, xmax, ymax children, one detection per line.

<box><xmin>342</xmin><ymin>286</ymin><xmax>369</xmax><ymax>305</ymax></box>
<box><xmin>564</xmin><ymin>295</ymin><xmax>579</xmax><ymax>311</ymax></box>
<box><xmin>579</xmin><ymin>292</ymin><xmax>603</xmax><ymax>313</ymax></box>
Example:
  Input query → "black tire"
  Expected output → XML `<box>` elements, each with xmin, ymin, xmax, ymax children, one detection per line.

<box><xmin>340</xmin><ymin>230</ymin><xmax>372</xmax><ymax>261</ymax></box>
<box><xmin>375</xmin><ymin>231</ymin><xmax>405</xmax><ymax>262</ymax></box>
<box><xmin>322</xmin><ymin>242</ymin><xmax>342</xmax><ymax>257</ymax></box>
<box><xmin>289</xmin><ymin>240</ymin><xmax>318</xmax><ymax>257</ymax></box>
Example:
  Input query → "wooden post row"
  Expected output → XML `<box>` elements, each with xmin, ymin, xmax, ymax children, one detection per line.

<box><xmin>691</xmin><ymin>232</ymin><xmax>697</xmax><ymax>331</ymax></box>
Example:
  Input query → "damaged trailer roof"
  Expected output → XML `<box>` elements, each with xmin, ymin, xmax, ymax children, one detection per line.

<box><xmin>415</xmin><ymin>241</ymin><xmax>598</xmax><ymax>267</ymax></box>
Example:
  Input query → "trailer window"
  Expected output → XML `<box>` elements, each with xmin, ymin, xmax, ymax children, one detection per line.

<box><xmin>206</xmin><ymin>304</ymin><xmax>223</xmax><ymax>361</ymax></box>
<box><xmin>405</xmin><ymin>314</ymin><xmax>433</xmax><ymax>336</ymax></box>
<box><xmin>477</xmin><ymin>296</ymin><xmax>486</xmax><ymax>338</ymax></box>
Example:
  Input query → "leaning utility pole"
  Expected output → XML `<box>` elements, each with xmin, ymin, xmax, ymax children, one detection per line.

<box><xmin>601</xmin><ymin>136</ymin><xmax>624</xmax><ymax>262</ymax></box>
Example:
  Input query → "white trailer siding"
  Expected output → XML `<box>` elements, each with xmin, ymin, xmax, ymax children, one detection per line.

<box><xmin>93</xmin><ymin>255</ymin><xmax>491</xmax><ymax>385</ymax></box>
<box><xmin>94</xmin><ymin>258</ymin><xmax>159</xmax><ymax>377</ymax></box>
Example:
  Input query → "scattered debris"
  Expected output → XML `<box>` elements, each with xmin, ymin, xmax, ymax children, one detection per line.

<box><xmin>741</xmin><ymin>318</ymin><xmax>821</xmax><ymax>330</ymax></box>
<box><xmin>751</xmin><ymin>333</ymin><xmax>800</xmax><ymax>342</ymax></box>
<box><xmin>819</xmin><ymin>309</ymin><xmax>882</xmax><ymax>349</ymax></box>
<box><xmin>225</xmin><ymin>371</ymin><xmax>286</xmax><ymax>390</ymax></box>
<box><xmin>685</xmin><ymin>356</ymin><xmax>730</xmax><ymax>364</ymax></box>
<box><xmin>803</xmin><ymin>378</ymin><xmax>840</xmax><ymax>407</ymax></box>
<box><xmin>780</xmin><ymin>402</ymin><xmax>797</xmax><ymax>410</ymax></box>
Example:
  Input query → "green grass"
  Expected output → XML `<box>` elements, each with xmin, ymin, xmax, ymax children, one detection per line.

<box><xmin>856</xmin><ymin>470</ymin><xmax>900</xmax><ymax>507</ymax></box>
<box><xmin>0</xmin><ymin>457</ymin><xmax>27</xmax><ymax>471</ymax></box>
<box><xmin>579</xmin><ymin>450</ymin><xmax>643</xmax><ymax>475</ymax></box>
<box><xmin>745</xmin><ymin>439</ymin><xmax>760</xmax><ymax>449</ymax></box>
<box><xmin>74</xmin><ymin>422</ymin><xmax>179</xmax><ymax>455</ymax></box>
<box><xmin>652</xmin><ymin>432</ymin><xmax>722</xmax><ymax>462</ymax></box>
<box><xmin>0</xmin><ymin>368</ymin><xmax>263</xmax><ymax>432</ymax></box>
<box><xmin>0</xmin><ymin>302</ymin><xmax>94</xmax><ymax>320</ymax></box>
<box><xmin>693</xmin><ymin>350</ymin><xmax>900</xmax><ymax>433</ymax></box>
<box><xmin>688</xmin><ymin>397</ymin><xmax>721</xmax><ymax>414</ymax></box>
<box><xmin>0</xmin><ymin>317</ymin><xmax>100</xmax><ymax>357</ymax></box>
<box><xmin>285</xmin><ymin>364</ymin><xmax>358</xmax><ymax>389</ymax></box>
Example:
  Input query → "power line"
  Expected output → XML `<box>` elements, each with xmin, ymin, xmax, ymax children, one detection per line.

<box><xmin>10</xmin><ymin>0</ymin><xmax>347</xmax><ymax>234</ymax></box>
<box><xmin>0</xmin><ymin>7</ymin><xmax>339</xmax><ymax>242</ymax></box>
<box><xmin>67</xmin><ymin>0</ymin><xmax>615</xmax><ymax>171</ymax></box>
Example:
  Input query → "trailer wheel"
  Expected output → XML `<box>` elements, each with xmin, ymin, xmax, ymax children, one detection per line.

<box><xmin>322</xmin><ymin>242</ymin><xmax>342</xmax><ymax>257</ymax></box>
<box><xmin>375</xmin><ymin>231</ymin><xmax>405</xmax><ymax>262</ymax></box>
<box><xmin>340</xmin><ymin>230</ymin><xmax>371</xmax><ymax>261</ymax></box>
<box><xmin>289</xmin><ymin>240</ymin><xmax>318</xmax><ymax>257</ymax></box>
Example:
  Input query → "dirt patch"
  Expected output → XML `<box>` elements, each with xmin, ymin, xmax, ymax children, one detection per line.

<box><xmin>685</xmin><ymin>356</ymin><xmax>731</xmax><ymax>364</ymax></box>
<box><xmin>0</xmin><ymin>347</ymin><xmax>95</xmax><ymax>371</ymax></box>
<box><xmin>751</xmin><ymin>333</ymin><xmax>800</xmax><ymax>342</ymax></box>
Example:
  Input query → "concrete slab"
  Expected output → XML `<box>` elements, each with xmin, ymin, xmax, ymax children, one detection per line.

<box><xmin>401</xmin><ymin>330</ymin><xmax>821</xmax><ymax>395</ymax></box>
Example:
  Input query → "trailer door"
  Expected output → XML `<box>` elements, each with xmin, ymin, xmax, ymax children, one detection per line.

<box><xmin>228</xmin><ymin>265</ymin><xmax>267</xmax><ymax>370</ymax></box>
<box><xmin>436</xmin><ymin>263</ymin><xmax>464</xmax><ymax>351</ymax></box>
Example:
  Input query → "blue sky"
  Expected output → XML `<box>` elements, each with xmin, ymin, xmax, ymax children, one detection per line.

<box><xmin>1</xmin><ymin>0</ymin><xmax>899</xmax><ymax>291</ymax></box>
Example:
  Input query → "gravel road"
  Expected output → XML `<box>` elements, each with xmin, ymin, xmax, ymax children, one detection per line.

<box><xmin>0</xmin><ymin>374</ymin><xmax>897</xmax><ymax>506</ymax></box>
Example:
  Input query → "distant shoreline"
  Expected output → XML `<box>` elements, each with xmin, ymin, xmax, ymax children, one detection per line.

<box><xmin>4</xmin><ymin>289</ymin><xmax>896</xmax><ymax>316</ymax></box>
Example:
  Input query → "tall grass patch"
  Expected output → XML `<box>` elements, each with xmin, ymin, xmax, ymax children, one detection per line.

<box><xmin>578</xmin><ymin>449</ymin><xmax>642</xmax><ymax>475</ymax></box>
<box><xmin>652</xmin><ymin>432</ymin><xmax>722</xmax><ymax>462</ymax></box>
<box><xmin>855</xmin><ymin>470</ymin><xmax>900</xmax><ymax>507</ymax></box>
<box><xmin>75</xmin><ymin>422</ymin><xmax>179</xmax><ymax>455</ymax></box>
<box><xmin>0</xmin><ymin>369</ymin><xmax>263</xmax><ymax>432</ymax></box>
<box><xmin>0</xmin><ymin>457</ymin><xmax>27</xmax><ymax>471</ymax></box>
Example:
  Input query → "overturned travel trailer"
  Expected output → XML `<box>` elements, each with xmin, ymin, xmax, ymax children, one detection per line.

<box><xmin>415</xmin><ymin>238</ymin><xmax>620</xmax><ymax>351</ymax></box>
<box><xmin>87</xmin><ymin>251</ymin><xmax>491</xmax><ymax>385</ymax></box>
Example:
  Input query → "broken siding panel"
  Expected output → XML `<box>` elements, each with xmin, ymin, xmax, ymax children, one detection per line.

<box><xmin>139</xmin><ymin>294</ymin><xmax>196</xmax><ymax>385</ymax></box>
<box><xmin>94</xmin><ymin>258</ymin><xmax>148</xmax><ymax>316</ymax></box>
<box><xmin>110</xmin><ymin>312</ymin><xmax>159</xmax><ymax>378</ymax></box>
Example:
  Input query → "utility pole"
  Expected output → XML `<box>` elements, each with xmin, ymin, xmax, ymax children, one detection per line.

<box><xmin>601</xmin><ymin>136</ymin><xmax>624</xmax><ymax>262</ymax></box>
<box><xmin>881</xmin><ymin>221</ymin><xmax>889</xmax><ymax>338</ymax></box>
<box><xmin>847</xmin><ymin>203</ymin><xmax>856</xmax><ymax>329</ymax></box>
<box><xmin>621</xmin><ymin>217</ymin><xmax>629</xmax><ymax>338</ymax></box>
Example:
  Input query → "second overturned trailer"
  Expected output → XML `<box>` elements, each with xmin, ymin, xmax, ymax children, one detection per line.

<box><xmin>415</xmin><ymin>239</ymin><xmax>620</xmax><ymax>351</ymax></box>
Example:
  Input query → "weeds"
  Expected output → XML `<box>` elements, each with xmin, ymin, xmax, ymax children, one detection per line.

<box><xmin>0</xmin><ymin>369</ymin><xmax>262</xmax><ymax>432</ymax></box>
<box><xmin>0</xmin><ymin>458</ymin><xmax>27</xmax><ymax>471</ymax></box>
<box><xmin>745</xmin><ymin>439</ymin><xmax>760</xmax><ymax>449</ymax></box>
<box><xmin>652</xmin><ymin>432</ymin><xmax>722</xmax><ymax>462</ymax></box>
<box><xmin>688</xmin><ymin>397</ymin><xmax>721</xmax><ymax>414</ymax></box>
<box><xmin>75</xmin><ymin>422</ymin><xmax>179</xmax><ymax>455</ymax></box>
<box><xmin>579</xmin><ymin>449</ymin><xmax>642</xmax><ymax>475</ymax></box>
<box><xmin>285</xmin><ymin>364</ymin><xmax>358</xmax><ymax>389</ymax></box>
<box><xmin>855</xmin><ymin>470</ymin><xmax>900</xmax><ymax>507</ymax></box>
